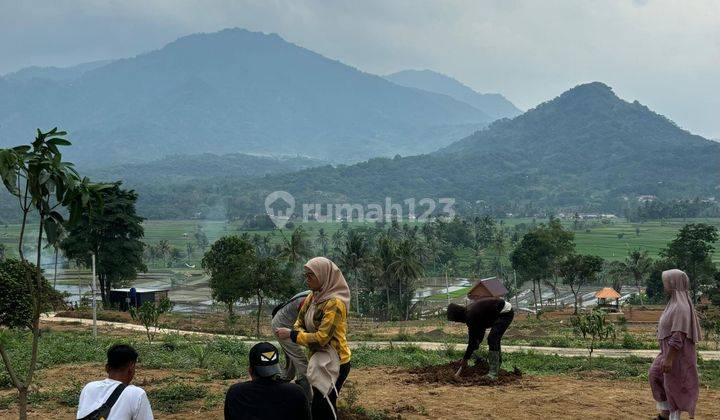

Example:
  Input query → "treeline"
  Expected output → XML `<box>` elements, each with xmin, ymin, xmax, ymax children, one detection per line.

<box><xmin>627</xmin><ymin>198</ymin><xmax>720</xmax><ymax>221</ymax></box>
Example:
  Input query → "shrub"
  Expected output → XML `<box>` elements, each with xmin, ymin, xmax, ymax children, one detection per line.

<box><xmin>0</xmin><ymin>258</ymin><xmax>63</xmax><ymax>329</ymax></box>
<box><xmin>147</xmin><ymin>382</ymin><xmax>207</xmax><ymax>413</ymax></box>
<box><xmin>130</xmin><ymin>298</ymin><xmax>172</xmax><ymax>343</ymax></box>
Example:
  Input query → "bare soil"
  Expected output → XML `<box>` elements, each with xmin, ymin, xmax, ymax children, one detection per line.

<box><xmin>405</xmin><ymin>360</ymin><xmax>522</xmax><ymax>386</ymax></box>
<box><xmin>3</xmin><ymin>365</ymin><xmax>720</xmax><ymax>419</ymax></box>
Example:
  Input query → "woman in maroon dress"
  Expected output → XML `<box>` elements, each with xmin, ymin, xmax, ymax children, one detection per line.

<box><xmin>648</xmin><ymin>269</ymin><xmax>701</xmax><ymax>420</ymax></box>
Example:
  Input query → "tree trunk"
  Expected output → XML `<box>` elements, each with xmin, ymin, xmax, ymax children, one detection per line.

<box><xmin>571</xmin><ymin>286</ymin><xmax>579</xmax><ymax>315</ymax></box>
<box><xmin>53</xmin><ymin>248</ymin><xmax>59</xmax><ymax>288</ymax></box>
<box><xmin>532</xmin><ymin>280</ymin><xmax>539</xmax><ymax>319</ymax></box>
<box><xmin>636</xmin><ymin>279</ymin><xmax>644</xmax><ymax>306</ymax></box>
<box><xmin>354</xmin><ymin>272</ymin><xmax>360</xmax><ymax>316</ymax></box>
<box><xmin>256</xmin><ymin>294</ymin><xmax>263</xmax><ymax>337</ymax></box>
<box><xmin>227</xmin><ymin>302</ymin><xmax>235</xmax><ymax>321</ymax></box>
<box><xmin>18</xmin><ymin>386</ymin><xmax>28</xmax><ymax>420</ymax></box>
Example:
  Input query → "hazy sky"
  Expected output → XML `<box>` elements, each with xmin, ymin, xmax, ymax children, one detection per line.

<box><xmin>1</xmin><ymin>0</ymin><xmax>718</xmax><ymax>138</ymax></box>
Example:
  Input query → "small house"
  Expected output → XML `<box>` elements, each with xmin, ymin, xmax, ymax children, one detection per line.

<box><xmin>467</xmin><ymin>277</ymin><xmax>508</xmax><ymax>300</ymax></box>
<box><xmin>109</xmin><ymin>287</ymin><xmax>170</xmax><ymax>311</ymax></box>
<box><xmin>595</xmin><ymin>287</ymin><xmax>621</xmax><ymax>312</ymax></box>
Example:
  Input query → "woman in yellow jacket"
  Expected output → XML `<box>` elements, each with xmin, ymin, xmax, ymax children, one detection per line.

<box><xmin>276</xmin><ymin>257</ymin><xmax>351</xmax><ymax>420</ymax></box>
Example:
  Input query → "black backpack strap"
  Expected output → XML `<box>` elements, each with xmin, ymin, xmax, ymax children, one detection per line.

<box><xmin>79</xmin><ymin>383</ymin><xmax>127</xmax><ymax>420</ymax></box>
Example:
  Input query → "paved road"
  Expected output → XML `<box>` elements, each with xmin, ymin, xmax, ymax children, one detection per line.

<box><xmin>41</xmin><ymin>314</ymin><xmax>720</xmax><ymax>361</ymax></box>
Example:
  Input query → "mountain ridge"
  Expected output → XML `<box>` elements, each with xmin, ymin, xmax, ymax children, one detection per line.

<box><xmin>0</xmin><ymin>28</ymin><xmax>492</xmax><ymax>165</ymax></box>
<box><xmin>385</xmin><ymin>69</ymin><xmax>522</xmax><ymax>120</ymax></box>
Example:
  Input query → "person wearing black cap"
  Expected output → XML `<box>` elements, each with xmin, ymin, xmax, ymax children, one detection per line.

<box><xmin>224</xmin><ymin>342</ymin><xmax>311</xmax><ymax>420</ymax></box>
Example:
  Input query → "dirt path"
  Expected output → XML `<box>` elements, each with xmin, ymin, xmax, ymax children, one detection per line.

<box><xmin>42</xmin><ymin>315</ymin><xmax>720</xmax><ymax>360</ymax></box>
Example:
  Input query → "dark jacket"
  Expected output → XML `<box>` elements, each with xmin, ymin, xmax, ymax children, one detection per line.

<box><xmin>224</xmin><ymin>378</ymin><xmax>311</xmax><ymax>420</ymax></box>
<box><xmin>462</xmin><ymin>298</ymin><xmax>507</xmax><ymax>359</ymax></box>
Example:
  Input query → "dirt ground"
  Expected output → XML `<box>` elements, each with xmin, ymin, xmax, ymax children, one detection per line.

<box><xmin>349</xmin><ymin>367</ymin><xmax>720</xmax><ymax>419</ymax></box>
<box><xmin>3</xmin><ymin>365</ymin><xmax>719</xmax><ymax>419</ymax></box>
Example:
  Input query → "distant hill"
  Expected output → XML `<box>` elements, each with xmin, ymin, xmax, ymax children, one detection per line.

<box><xmin>385</xmin><ymin>69</ymin><xmax>522</xmax><ymax>120</ymax></box>
<box><xmin>3</xmin><ymin>60</ymin><xmax>115</xmax><ymax>83</ymax></box>
<box><xmin>187</xmin><ymin>82</ymin><xmax>718</xmax><ymax>219</ymax></box>
<box><xmin>0</xmin><ymin>28</ymin><xmax>491</xmax><ymax>165</ymax></box>
<box><xmin>86</xmin><ymin>153</ymin><xmax>327</xmax><ymax>184</ymax></box>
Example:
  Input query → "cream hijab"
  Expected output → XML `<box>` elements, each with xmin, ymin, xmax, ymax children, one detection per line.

<box><xmin>657</xmin><ymin>269</ymin><xmax>701</xmax><ymax>343</ymax></box>
<box><xmin>303</xmin><ymin>257</ymin><xmax>350</xmax><ymax>312</ymax></box>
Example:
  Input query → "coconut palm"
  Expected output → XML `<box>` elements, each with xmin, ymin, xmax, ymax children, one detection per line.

<box><xmin>389</xmin><ymin>238</ymin><xmax>424</xmax><ymax>320</ymax></box>
<box><xmin>338</xmin><ymin>230</ymin><xmax>368</xmax><ymax>314</ymax></box>
<box><xmin>315</xmin><ymin>227</ymin><xmax>330</xmax><ymax>256</ymax></box>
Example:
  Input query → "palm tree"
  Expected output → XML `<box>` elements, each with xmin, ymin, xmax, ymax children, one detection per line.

<box><xmin>331</xmin><ymin>230</ymin><xmax>345</xmax><ymax>256</ymax></box>
<box><xmin>619</xmin><ymin>249</ymin><xmax>653</xmax><ymax>306</ymax></box>
<box><xmin>315</xmin><ymin>228</ymin><xmax>330</xmax><ymax>256</ymax></box>
<box><xmin>472</xmin><ymin>242</ymin><xmax>485</xmax><ymax>278</ymax></box>
<box><xmin>389</xmin><ymin>238</ymin><xmax>424</xmax><ymax>320</ymax></box>
<box><xmin>281</xmin><ymin>226</ymin><xmax>312</xmax><ymax>266</ymax></box>
<box><xmin>338</xmin><ymin>230</ymin><xmax>368</xmax><ymax>314</ymax></box>
<box><xmin>156</xmin><ymin>240</ymin><xmax>172</xmax><ymax>267</ymax></box>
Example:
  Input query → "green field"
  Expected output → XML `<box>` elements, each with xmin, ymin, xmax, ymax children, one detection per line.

<box><xmin>2</xmin><ymin>218</ymin><xmax>719</xmax><ymax>268</ymax></box>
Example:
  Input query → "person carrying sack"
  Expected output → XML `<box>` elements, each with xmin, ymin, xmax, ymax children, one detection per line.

<box><xmin>76</xmin><ymin>344</ymin><xmax>153</xmax><ymax>420</ymax></box>
<box><xmin>276</xmin><ymin>257</ymin><xmax>351</xmax><ymax>420</ymax></box>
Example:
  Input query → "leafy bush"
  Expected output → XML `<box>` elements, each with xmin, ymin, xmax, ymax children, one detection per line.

<box><xmin>0</xmin><ymin>258</ymin><xmax>63</xmax><ymax>329</ymax></box>
<box><xmin>147</xmin><ymin>382</ymin><xmax>207</xmax><ymax>413</ymax></box>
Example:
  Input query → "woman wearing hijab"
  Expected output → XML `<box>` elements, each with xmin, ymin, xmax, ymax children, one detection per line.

<box><xmin>275</xmin><ymin>257</ymin><xmax>351</xmax><ymax>420</ymax></box>
<box><xmin>649</xmin><ymin>269</ymin><xmax>701</xmax><ymax>420</ymax></box>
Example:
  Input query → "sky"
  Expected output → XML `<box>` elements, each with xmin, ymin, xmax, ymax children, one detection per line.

<box><xmin>1</xmin><ymin>0</ymin><xmax>718</xmax><ymax>138</ymax></box>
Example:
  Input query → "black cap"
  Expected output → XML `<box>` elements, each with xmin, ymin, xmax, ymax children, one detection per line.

<box><xmin>249</xmin><ymin>342</ymin><xmax>281</xmax><ymax>378</ymax></box>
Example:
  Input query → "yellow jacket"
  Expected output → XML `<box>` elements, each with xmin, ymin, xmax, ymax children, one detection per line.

<box><xmin>292</xmin><ymin>294</ymin><xmax>351</xmax><ymax>364</ymax></box>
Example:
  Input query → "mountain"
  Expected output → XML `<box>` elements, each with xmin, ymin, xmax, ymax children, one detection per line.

<box><xmin>0</xmin><ymin>28</ymin><xmax>491</xmax><ymax>165</ymax></box>
<box><xmin>3</xmin><ymin>60</ymin><xmax>115</xmax><ymax>83</ymax></box>
<box><xmin>179</xmin><ymin>82</ymin><xmax>717</xmax><ymax>219</ymax></box>
<box><xmin>385</xmin><ymin>69</ymin><xmax>522</xmax><ymax>120</ymax></box>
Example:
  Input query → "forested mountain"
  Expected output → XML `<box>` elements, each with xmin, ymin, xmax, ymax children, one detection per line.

<box><xmin>0</xmin><ymin>28</ymin><xmax>490</xmax><ymax>166</ymax></box>
<box><xmin>155</xmin><ymin>82</ymin><xmax>715</xmax><ymax>219</ymax></box>
<box><xmin>385</xmin><ymin>69</ymin><xmax>522</xmax><ymax>120</ymax></box>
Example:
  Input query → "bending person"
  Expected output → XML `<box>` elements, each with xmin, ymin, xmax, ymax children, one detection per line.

<box><xmin>649</xmin><ymin>269</ymin><xmax>701</xmax><ymax>420</ymax></box>
<box><xmin>276</xmin><ymin>257</ymin><xmax>351</xmax><ymax>420</ymax></box>
<box><xmin>447</xmin><ymin>297</ymin><xmax>514</xmax><ymax>378</ymax></box>
<box><xmin>271</xmin><ymin>290</ymin><xmax>312</xmax><ymax>400</ymax></box>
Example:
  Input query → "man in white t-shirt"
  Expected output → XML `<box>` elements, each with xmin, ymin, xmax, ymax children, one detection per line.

<box><xmin>76</xmin><ymin>344</ymin><xmax>154</xmax><ymax>420</ymax></box>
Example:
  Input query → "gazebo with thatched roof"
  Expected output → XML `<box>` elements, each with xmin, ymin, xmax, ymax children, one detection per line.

<box><xmin>595</xmin><ymin>287</ymin><xmax>621</xmax><ymax>312</ymax></box>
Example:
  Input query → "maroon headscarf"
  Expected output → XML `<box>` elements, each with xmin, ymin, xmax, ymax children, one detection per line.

<box><xmin>657</xmin><ymin>269</ymin><xmax>701</xmax><ymax>343</ymax></box>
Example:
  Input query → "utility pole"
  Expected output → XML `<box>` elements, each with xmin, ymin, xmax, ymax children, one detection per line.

<box><xmin>91</xmin><ymin>253</ymin><xmax>97</xmax><ymax>339</ymax></box>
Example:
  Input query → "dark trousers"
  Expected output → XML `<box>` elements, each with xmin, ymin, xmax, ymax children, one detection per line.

<box><xmin>488</xmin><ymin>310</ymin><xmax>514</xmax><ymax>352</ymax></box>
<box><xmin>311</xmin><ymin>362</ymin><xmax>351</xmax><ymax>420</ymax></box>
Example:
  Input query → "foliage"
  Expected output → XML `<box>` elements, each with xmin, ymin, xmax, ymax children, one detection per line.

<box><xmin>660</xmin><ymin>223</ymin><xmax>718</xmax><ymax>299</ymax></box>
<box><xmin>129</xmin><ymin>298</ymin><xmax>173</xmax><ymax>343</ymax></box>
<box><xmin>147</xmin><ymin>382</ymin><xmax>208</xmax><ymax>413</ymax></box>
<box><xmin>202</xmin><ymin>236</ymin><xmax>256</xmax><ymax>319</ymax></box>
<box><xmin>511</xmin><ymin>219</ymin><xmax>574</xmax><ymax>316</ymax></box>
<box><xmin>203</xmin><ymin>235</ymin><xmax>294</xmax><ymax>334</ymax></box>
<box><xmin>0</xmin><ymin>128</ymin><xmax>104</xmax><ymax>419</ymax></box>
<box><xmin>559</xmin><ymin>254</ymin><xmax>604</xmax><ymax>314</ymax></box>
<box><xmin>0</xmin><ymin>259</ymin><xmax>62</xmax><ymax>329</ymax></box>
<box><xmin>61</xmin><ymin>182</ymin><xmax>146</xmax><ymax>304</ymax></box>
<box><xmin>615</xmin><ymin>249</ymin><xmax>653</xmax><ymax>305</ymax></box>
<box><xmin>572</xmin><ymin>310</ymin><xmax>616</xmax><ymax>362</ymax></box>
